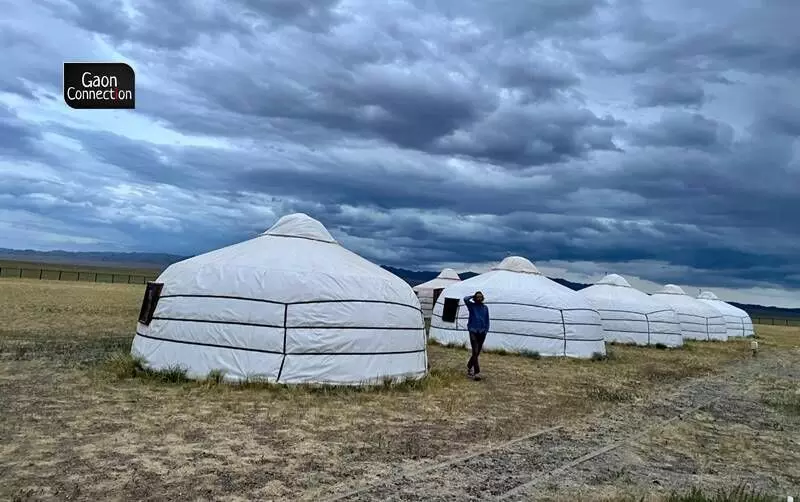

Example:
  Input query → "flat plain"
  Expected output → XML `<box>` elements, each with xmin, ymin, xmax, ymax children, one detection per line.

<box><xmin>0</xmin><ymin>278</ymin><xmax>798</xmax><ymax>501</ymax></box>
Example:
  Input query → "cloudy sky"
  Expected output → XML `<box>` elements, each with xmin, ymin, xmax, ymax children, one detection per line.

<box><xmin>1</xmin><ymin>0</ymin><xmax>799</xmax><ymax>307</ymax></box>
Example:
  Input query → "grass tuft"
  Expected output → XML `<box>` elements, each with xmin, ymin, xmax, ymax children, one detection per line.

<box><xmin>100</xmin><ymin>350</ymin><xmax>464</xmax><ymax>394</ymax></box>
<box><xmin>103</xmin><ymin>351</ymin><xmax>188</xmax><ymax>383</ymax></box>
<box><xmin>205</xmin><ymin>369</ymin><xmax>226</xmax><ymax>385</ymax></box>
<box><xmin>585</xmin><ymin>384</ymin><xmax>638</xmax><ymax>403</ymax></box>
<box><xmin>763</xmin><ymin>391</ymin><xmax>800</xmax><ymax>416</ymax></box>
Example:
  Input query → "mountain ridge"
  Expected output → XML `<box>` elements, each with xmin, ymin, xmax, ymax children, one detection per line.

<box><xmin>1</xmin><ymin>248</ymin><xmax>798</xmax><ymax>317</ymax></box>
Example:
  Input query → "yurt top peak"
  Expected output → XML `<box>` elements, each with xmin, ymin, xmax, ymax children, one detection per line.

<box><xmin>436</xmin><ymin>268</ymin><xmax>461</xmax><ymax>280</ymax></box>
<box><xmin>698</xmin><ymin>290</ymin><xmax>720</xmax><ymax>300</ymax></box>
<box><xmin>657</xmin><ymin>284</ymin><xmax>687</xmax><ymax>295</ymax></box>
<box><xmin>262</xmin><ymin>213</ymin><xmax>337</xmax><ymax>244</ymax></box>
<box><xmin>491</xmin><ymin>256</ymin><xmax>541</xmax><ymax>275</ymax></box>
<box><xmin>596</xmin><ymin>273</ymin><xmax>632</xmax><ymax>288</ymax></box>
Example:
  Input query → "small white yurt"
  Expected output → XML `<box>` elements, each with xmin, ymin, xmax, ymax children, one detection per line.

<box><xmin>428</xmin><ymin>256</ymin><xmax>606</xmax><ymax>358</ymax></box>
<box><xmin>650</xmin><ymin>285</ymin><xmax>727</xmax><ymax>341</ymax></box>
<box><xmin>131</xmin><ymin>213</ymin><xmax>427</xmax><ymax>385</ymax></box>
<box><xmin>413</xmin><ymin>268</ymin><xmax>461</xmax><ymax>319</ymax></box>
<box><xmin>578</xmin><ymin>274</ymin><xmax>683</xmax><ymax>347</ymax></box>
<box><xmin>697</xmin><ymin>290</ymin><xmax>755</xmax><ymax>338</ymax></box>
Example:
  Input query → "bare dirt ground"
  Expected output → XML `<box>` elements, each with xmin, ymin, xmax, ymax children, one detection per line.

<box><xmin>0</xmin><ymin>279</ymin><xmax>798</xmax><ymax>501</ymax></box>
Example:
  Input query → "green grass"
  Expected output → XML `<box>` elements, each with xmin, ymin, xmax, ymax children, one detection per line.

<box><xmin>102</xmin><ymin>351</ymin><xmax>465</xmax><ymax>394</ymax></box>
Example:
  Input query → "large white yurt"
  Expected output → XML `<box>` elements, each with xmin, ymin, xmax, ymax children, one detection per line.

<box><xmin>697</xmin><ymin>290</ymin><xmax>755</xmax><ymax>338</ymax></box>
<box><xmin>131</xmin><ymin>213</ymin><xmax>427</xmax><ymax>385</ymax></box>
<box><xmin>650</xmin><ymin>285</ymin><xmax>727</xmax><ymax>341</ymax></box>
<box><xmin>428</xmin><ymin>256</ymin><xmax>606</xmax><ymax>358</ymax></box>
<box><xmin>413</xmin><ymin>268</ymin><xmax>461</xmax><ymax>319</ymax></box>
<box><xmin>578</xmin><ymin>274</ymin><xmax>683</xmax><ymax>347</ymax></box>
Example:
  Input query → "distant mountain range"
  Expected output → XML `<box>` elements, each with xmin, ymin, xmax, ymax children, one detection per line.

<box><xmin>2</xmin><ymin>248</ymin><xmax>798</xmax><ymax>318</ymax></box>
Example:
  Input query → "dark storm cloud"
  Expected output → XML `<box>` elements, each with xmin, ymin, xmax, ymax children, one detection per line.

<box><xmin>139</xmin><ymin>42</ymin><xmax>604</xmax><ymax>166</ymax></box>
<box><xmin>629</xmin><ymin>112</ymin><xmax>733</xmax><ymax>151</ymax></box>
<box><xmin>42</xmin><ymin>0</ymin><xmax>611</xmax><ymax>167</ymax></box>
<box><xmin>755</xmin><ymin>102</ymin><xmax>800</xmax><ymax>138</ymax></box>
<box><xmin>415</xmin><ymin>0</ymin><xmax>608</xmax><ymax>37</ymax></box>
<box><xmin>235</xmin><ymin>0</ymin><xmax>344</xmax><ymax>32</ymax></box>
<box><xmin>48</xmin><ymin>0</ymin><xmax>249</xmax><ymax>50</ymax></box>
<box><xmin>0</xmin><ymin>104</ymin><xmax>45</xmax><ymax>159</ymax></box>
<box><xmin>433</xmin><ymin>106</ymin><xmax>621</xmax><ymax>166</ymax></box>
<box><xmin>3</xmin><ymin>0</ymin><xmax>800</xmax><ymax>298</ymax></box>
<box><xmin>633</xmin><ymin>76</ymin><xmax>707</xmax><ymax>108</ymax></box>
<box><xmin>586</xmin><ymin>0</ymin><xmax>800</xmax><ymax>79</ymax></box>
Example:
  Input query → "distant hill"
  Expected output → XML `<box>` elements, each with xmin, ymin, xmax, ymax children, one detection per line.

<box><xmin>2</xmin><ymin>248</ymin><xmax>799</xmax><ymax>318</ymax></box>
<box><xmin>0</xmin><ymin>248</ymin><xmax>186</xmax><ymax>270</ymax></box>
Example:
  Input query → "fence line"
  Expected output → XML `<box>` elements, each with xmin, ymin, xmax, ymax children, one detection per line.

<box><xmin>751</xmin><ymin>317</ymin><xmax>800</xmax><ymax>327</ymax></box>
<box><xmin>0</xmin><ymin>266</ymin><xmax>159</xmax><ymax>285</ymax></box>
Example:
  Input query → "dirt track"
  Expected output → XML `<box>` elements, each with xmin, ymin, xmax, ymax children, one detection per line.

<box><xmin>323</xmin><ymin>347</ymin><xmax>800</xmax><ymax>501</ymax></box>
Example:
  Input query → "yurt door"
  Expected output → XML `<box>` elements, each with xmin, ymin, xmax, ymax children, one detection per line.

<box><xmin>432</xmin><ymin>288</ymin><xmax>444</xmax><ymax>306</ymax></box>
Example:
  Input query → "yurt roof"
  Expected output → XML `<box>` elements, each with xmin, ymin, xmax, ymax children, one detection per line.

<box><xmin>261</xmin><ymin>212</ymin><xmax>337</xmax><ymax>244</ymax></box>
<box><xmin>656</xmin><ymin>284</ymin><xmax>687</xmax><ymax>295</ymax></box>
<box><xmin>413</xmin><ymin>268</ymin><xmax>461</xmax><ymax>291</ymax></box>
<box><xmin>595</xmin><ymin>273</ymin><xmax>632</xmax><ymax>288</ymax></box>
<box><xmin>580</xmin><ymin>274</ymin><xmax>668</xmax><ymax>313</ymax></box>
<box><xmin>157</xmin><ymin>213</ymin><xmax>418</xmax><ymax>305</ymax></box>
<box><xmin>439</xmin><ymin>256</ymin><xmax>586</xmax><ymax>308</ymax></box>
<box><xmin>651</xmin><ymin>284</ymin><xmax>722</xmax><ymax>319</ymax></box>
<box><xmin>436</xmin><ymin>268</ymin><xmax>461</xmax><ymax>280</ymax></box>
<box><xmin>697</xmin><ymin>290</ymin><xmax>751</xmax><ymax>318</ymax></box>
<box><xmin>491</xmin><ymin>256</ymin><xmax>541</xmax><ymax>274</ymax></box>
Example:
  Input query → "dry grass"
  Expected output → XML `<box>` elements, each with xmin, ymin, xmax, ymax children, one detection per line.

<box><xmin>0</xmin><ymin>278</ymin><xmax>797</xmax><ymax>501</ymax></box>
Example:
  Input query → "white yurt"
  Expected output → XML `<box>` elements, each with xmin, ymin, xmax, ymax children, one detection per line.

<box><xmin>413</xmin><ymin>268</ymin><xmax>461</xmax><ymax>319</ymax></box>
<box><xmin>578</xmin><ymin>274</ymin><xmax>683</xmax><ymax>347</ymax></box>
<box><xmin>650</xmin><ymin>285</ymin><xmax>727</xmax><ymax>341</ymax></box>
<box><xmin>131</xmin><ymin>213</ymin><xmax>427</xmax><ymax>385</ymax></box>
<box><xmin>428</xmin><ymin>256</ymin><xmax>606</xmax><ymax>358</ymax></box>
<box><xmin>697</xmin><ymin>290</ymin><xmax>755</xmax><ymax>338</ymax></box>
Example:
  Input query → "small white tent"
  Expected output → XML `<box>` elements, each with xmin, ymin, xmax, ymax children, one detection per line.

<box><xmin>697</xmin><ymin>290</ymin><xmax>755</xmax><ymax>338</ymax></box>
<box><xmin>413</xmin><ymin>268</ymin><xmax>461</xmax><ymax>319</ymax></box>
<box><xmin>650</xmin><ymin>285</ymin><xmax>727</xmax><ymax>341</ymax></box>
<box><xmin>578</xmin><ymin>274</ymin><xmax>683</xmax><ymax>347</ymax></box>
<box><xmin>428</xmin><ymin>256</ymin><xmax>606</xmax><ymax>358</ymax></box>
<box><xmin>131</xmin><ymin>213</ymin><xmax>427</xmax><ymax>385</ymax></box>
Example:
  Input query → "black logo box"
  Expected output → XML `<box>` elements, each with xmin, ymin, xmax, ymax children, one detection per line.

<box><xmin>63</xmin><ymin>62</ymin><xmax>135</xmax><ymax>109</ymax></box>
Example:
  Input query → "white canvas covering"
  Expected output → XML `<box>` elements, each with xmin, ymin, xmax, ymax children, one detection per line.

<box><xmin>579</xmin><ymin>274</ymin><xmax>683</xmax><ymax>347</ymax></box>
<box><xmin>697</xmin><ymin>291</ymin><xmax>755</xmax><ymax>338</ymax></box>
<box><xmin>428</xmin><ymin>256</ymin><xmax>606</xmax><ymax>358</ymax></box>
<box><xmin>131</xmin><ymin>213</ymin><xmax>427</xmax><ymax>385</ymax></box>
<box><xmin>413</xmin><ymin>268</ymin><xmax>461</xmax><ymax>319</ymax></box>
<box><xmin>650</xmin><ymin>285</ymin><xmax>728</xmax><ymax>341</ymax></box>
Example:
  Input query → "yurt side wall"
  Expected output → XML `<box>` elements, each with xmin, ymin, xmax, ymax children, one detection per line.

<box><xmin>430</xmin><ymin>296</ymin><xmax>605</xmax><ymax>358</ymax></box>
<box><xmin>644</xmin><ymin>309</ymin><xmax>684</xmax><ymax>346</ymax></box>
<box><xmin>133</xmin><ymin>288</ymin><xmax>427</xmax><ymax>384</ymax></box>
<box><xmin>590</xmin><ymin>307</ymin><xmax>681</xmax><ymax>347</ymax></box>
<box><xmin>415</xmin><ymin>288</ymin><xmax>435</xmax><ymax>319</ymax></box>
<box><xmin>650</xmin><ymin>296</ymin><xmax>727</xmax><ymax>342</ymax></box>
<box><xmin>700</xmin><ymin>299</ymin><xmax>755</xmax><ymax>338</ymax></box>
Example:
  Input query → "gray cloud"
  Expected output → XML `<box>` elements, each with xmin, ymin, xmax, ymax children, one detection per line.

<box><xmin>1</xmin><ymin>0</ymin><xmax>800</xmax><ymax>301</ymax></box>
<box><xmin>629</xmin><ymin>112</ymin><xmax>733</xmax><ymax>150</ymax></box>
<box><xmin>633</xmin><ymin>76</ymin><xmax>707</xmax><ymax>108</ymax></box>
